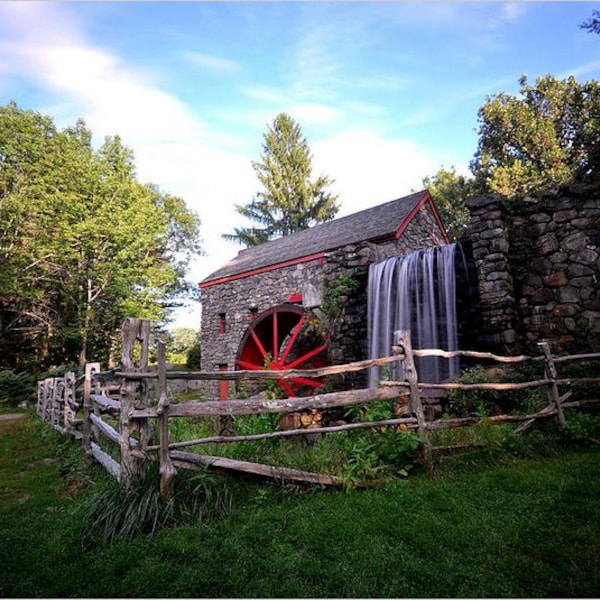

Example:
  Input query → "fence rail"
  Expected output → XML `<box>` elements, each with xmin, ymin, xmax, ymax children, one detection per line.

<box><xmin>36</xmin><ymin>318</ymin><xmax>600</xmax><ymax>497</ymax></box>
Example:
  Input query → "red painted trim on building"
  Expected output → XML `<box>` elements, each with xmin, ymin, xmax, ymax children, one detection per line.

<box><xmin>395</xmin><ymin>190</ymin><xmax>451</xmax><ymax>244</ymax></box>
<box><xmin>219</xmin><ymin>364</ymin><xmax>229</xmax><ymax>400</ymax></box>
<box><xmin>288</xmin><ymin>293</ymin><xmax>303</xmax><ymax>303</ymax></box>
<box><xmin>426</xmin><ymin>193</ymin><xmax>451</xmax><ymax>244</ymax></box>
<box><xmin>199</xmin><ymin>252</ymin><xmax>326</xmax><ymax>289</ymax></box>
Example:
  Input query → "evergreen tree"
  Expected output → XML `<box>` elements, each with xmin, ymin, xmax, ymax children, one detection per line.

<box><xmin>224</xmin><ymin>113</ymin><xmax>339</xmax><ymax>246</ymax></box>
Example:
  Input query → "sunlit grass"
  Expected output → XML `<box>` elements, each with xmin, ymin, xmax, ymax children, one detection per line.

<box><xmin>2</xmin><ymin>410</ymin><xmax>599</xmax><ymax>598</ymax></box>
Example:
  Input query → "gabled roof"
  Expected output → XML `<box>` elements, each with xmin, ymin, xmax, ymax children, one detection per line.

<box><xmin>200</xmin><ymin>189</ymin><xmax>446</xmax><ymax>288</ymax></box>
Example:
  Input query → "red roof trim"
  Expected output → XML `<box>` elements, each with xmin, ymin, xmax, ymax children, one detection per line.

<box><xmin>395</xmin><ymin>190</ymin><xmax>450</xmax><ymax>244</ymax></box>
<box><xmin>199</xmin><ymin>252</ymin><xmax>326</xmax><ymax>288</ymax></box>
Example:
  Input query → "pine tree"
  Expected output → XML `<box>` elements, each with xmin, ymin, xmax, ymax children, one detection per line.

<box><xmin>224</xmin><ymin>113</ymin><xmax>339</xmax><ymax>246</ymax></box>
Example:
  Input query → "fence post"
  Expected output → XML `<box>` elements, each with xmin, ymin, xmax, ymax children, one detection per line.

<box><xmin>538</xmin><ymin>340</ymin><xmax>565</xmax><ymax>427</ymax></box>
<box><xmin>43</xmin><ymin>378</ymin><xmax>53</xmax><ymax>425</ymax></box>
<box><xmin>83</xmin><ymin>363</ymin><xmax>101</xmax><ymax>454</ymax></box>
<box><xmin>63</xmin><ymin>372</ymin><xmax>76</xmax><ymax>434</ymax></box>
<box><xmin>157</xmin><ymin>340</ymin><xmax>177</xmax><ymax>501</ymax></box>
<box><xmin>50</xmin><ymin>377</ymin><xmax>63</xmax><ymax>431</ymax></box>
<box><xmin>119</xmin><ymin>318</ymin><xmax>151</xmax><ymax>486</ymax></box>
<box><xmin>36</xmin><ymin>380</ymin><xmax>44</xmax><ymax>416</ymax></box>
<box><xmin>394</xmin><ymin>330</ymin><xmax>431</xmax><ymax>462</ymax></box>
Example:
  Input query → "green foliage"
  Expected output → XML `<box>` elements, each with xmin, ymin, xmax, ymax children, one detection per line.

<box><xmin>580</xmin><ymin>9</ymin><xmax>600</xmax><ymax>35</ymax></box>
<box><xmin>321</xmin><ymin>273</ymin><xmax>359</xmax><ymax>322</ymax></box>
<box><xmin>2</xmin><ymin>411</ymin><xmax>600</xmax><ymax>598</ymax></box>
<box><xmin>0</xmin><ymin>102</ymin><xmax>202</xmax><ymax>370</ymax></box>
<box><xmin>82</xmin><ymin>463</ymin><xmax>231</xmax><ymax>543</ymax></box>
<box><xmin>422</xmin><ymin>166</ymin><xmax>474</xmax><ymax>241</ymax></box>
<box><xmin>186</xmin><ymin>336</ymin><xmax>202</xmax><ymax>369</ymax></box>
<box><xmin>470</xmin><ymin>74</ymin><xmax>600</xmax><ymax>198</ymax></box>
<box><xmin>0</xmin><ymin>370</ymin><xmax>34</xmax><ymax>407</ymax></box>
<box><xmin>447</xmin><ymin>365</ymin><xmax>504</xmax><ymax>417</ymax></box>
<box><xmin>223</xmin><ymin>113</ymin><xmax>339</xmax><ymax>246</ymax></box>
<box><xmin>561</xmin><ymin>413</ymin><xmax>600</xmax><ymax>444</ymax></box>
<box><xmin>558</xmin><ymin>359</ymin><xmax>600</xmax><ymax>402</ymax></box>
<box><xmin>164</xmin><ymin>327</ymin><xmax>200</xmax><ymax>366</ymax></box>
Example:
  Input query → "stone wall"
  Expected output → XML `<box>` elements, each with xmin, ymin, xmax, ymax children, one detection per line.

<box><xmin>200</xmin><ymin>199</ymin><xmax>448</xmax><ymax>397</ymax></box>
<box><xmin>466</xmin><ymin>182</ymin><xmax>600</xmax><ymax>355</ymax></box>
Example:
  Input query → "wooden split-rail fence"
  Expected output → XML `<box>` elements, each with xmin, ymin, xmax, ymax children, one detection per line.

<box><xmin>37</xmin><ymin>318</ymin><xmax>600</xmax><ymax>499</ymax></box>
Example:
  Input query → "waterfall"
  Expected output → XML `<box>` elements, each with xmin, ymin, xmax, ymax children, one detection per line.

<box><xmin>367</xmin><ymin>243</ymin><xmax>459</xmax><ymax>385</ymax></box>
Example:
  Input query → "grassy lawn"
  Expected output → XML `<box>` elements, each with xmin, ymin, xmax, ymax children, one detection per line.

<box><xmin>0</xmin><ymin>408</ymin><xmax>599</xmax><ymax>598</ymax></box>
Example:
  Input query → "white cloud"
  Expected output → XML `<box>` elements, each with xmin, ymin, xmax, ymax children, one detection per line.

<box><xmin>312</xmin><ymin>130</ymin><xmax>439</xmax><ymax>217</ymax></box>
<box><xmin>500</xmin><ymin>2</ymin><xmax>526</xmax><ymax>26</ymax></box>
<box><xmin>183</xmin><ymin>51</ymin><xmax>240</xmax><ymax>72</ymax></box>
<box><xmin>290</xmin><ymin>103</ymin><xmax>341</xmax><ymax>125</ymax></box>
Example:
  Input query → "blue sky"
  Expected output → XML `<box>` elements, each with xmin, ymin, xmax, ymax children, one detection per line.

<box><xmin>1</xmin><ymin>1</ymin><xmax>599</xmax><ymax>329</ymax></box>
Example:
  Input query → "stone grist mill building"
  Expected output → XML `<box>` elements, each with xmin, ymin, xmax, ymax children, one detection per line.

<box><xmin>200</xmin><ymin>184</ymin><xmax>600</xmax><ymax>400</ymax></box>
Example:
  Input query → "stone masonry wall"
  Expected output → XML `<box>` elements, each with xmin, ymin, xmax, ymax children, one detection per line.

<box><xmin>200</xmin><ymin>199</ymin><xmax>449</xmax><ymax>397</ymax></box>
<box><xmin>466</xmin><ymin>183</ymin><xmax>600</xmax><ymax>355</ymax></box>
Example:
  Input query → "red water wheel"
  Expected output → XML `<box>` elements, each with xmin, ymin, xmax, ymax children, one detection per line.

<box><xmin>236</xmin><ymin>304</ymin><xmax>329</xmax><ymax>397</ymax></box>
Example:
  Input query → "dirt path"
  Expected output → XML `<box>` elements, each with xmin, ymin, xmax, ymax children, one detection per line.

<box><xmin>0</xmin><ymin>413</ymin><xmax>27</xmax><ymax>422</ymax></box>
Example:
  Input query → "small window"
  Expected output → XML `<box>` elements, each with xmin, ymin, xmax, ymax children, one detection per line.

<box><xmin>249</xmin><ymin>306</ymin><xmax>258</xmax><ymax>321</ymax></box>
<box><xmin>219</xmin><ymin>313</ymin><xmax>226</xmax><ymax>335</ymax></box>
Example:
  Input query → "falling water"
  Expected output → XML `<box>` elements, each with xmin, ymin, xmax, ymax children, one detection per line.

<box><xmin>367</xmin><ymin>243</ymin><xmax>459</xmax><ymax>385</ymax></box>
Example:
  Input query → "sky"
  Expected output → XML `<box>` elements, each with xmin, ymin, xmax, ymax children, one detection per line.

<box><xmin>1</xmin><ymin>1</ymin><xmax>599</xmax><ymax>330</ymax></box>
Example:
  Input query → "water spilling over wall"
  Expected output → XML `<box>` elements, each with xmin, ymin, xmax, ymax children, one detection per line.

<box><xmin>367</xmin><ymin>243</ymin><xmax>460</xmax><ymax>385</ymax></box>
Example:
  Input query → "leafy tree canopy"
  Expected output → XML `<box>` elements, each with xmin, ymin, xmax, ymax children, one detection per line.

<box><xmin>470</xmin><ymin>74</ymin><xmax>600</xmax><ymax>198</ymax></box>
<box><xmin>422</xmin><ymin>167</ymin><xmax>474</xmax><ymax>241</ymax></box>
<box><xmin>224</xmin><ymin>113</ymin><xmax>339</xmax><ymax>246</ymax></box>
<box><xmin>581</xmin><ymin>10</ymin><xmax>600</xmax><ymax>35</ymax></box>
<box><xmin>0</xmin><ymin>101</ymin><xmax>202</xmax><ymax>370</ymax></box>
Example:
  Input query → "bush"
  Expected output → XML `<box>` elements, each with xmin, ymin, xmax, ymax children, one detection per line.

<box><xmin>186</xmin><ymin>338</ymin><xmax>201</xmax><ymax>369</ymax></box>
<box><xmin>0</xmin><ymin>370</ymin><xmax>34</xmax><ymax>407</ymax></box>
<box><xmin>447</xmin><ymin>366</ymin><xmax>504</xmax><ymax>417</ymax></box>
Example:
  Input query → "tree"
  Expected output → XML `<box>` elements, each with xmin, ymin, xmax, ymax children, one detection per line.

<box><xmin>0</xmin><ymin>102</ymin><xmax>202</xmax><ymax>370</ymax></box>
<box><xmin>165</xmin><ymin>327</ymin><xmax>200</xmax><ymax>365</ymax></box>
<box><xmin>422</xmin><ymin>167</ymin><xmax>474</xmax><ymax>241</ymax></box>
<box><xmin>581</xmin><ymin>10</ymin><xmax>600</xmax><ymax>35</ymax></box>
<box><xmin>470</xmin><ymin>74</ymin><xmax>600</xmax><ymax>198</ymax></box>
<box><xmin>223</xmin><ymin>113</ymin><xmax>339</xmax><ymax>246</ymax></box>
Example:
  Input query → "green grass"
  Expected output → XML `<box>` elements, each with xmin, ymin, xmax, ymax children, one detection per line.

<box><xmin>1</xmin><ymin>409</ymin><xmax>599</xmax><ymax>598</ymax></box>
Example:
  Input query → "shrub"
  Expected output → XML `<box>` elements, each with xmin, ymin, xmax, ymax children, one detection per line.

<box><xmin>0</xmin><ymin>370</ymin><xmax>34</xmax><ymax>407</ymax></box>
<box><xmin>185</xmin><ymin>337</ymin><xmax>201</xmax><ymax>369</ymax></box>
<box><xmin>447</xmin><ymin>365</ymin><xmax>504</xmax><ymax>417</ymax></box>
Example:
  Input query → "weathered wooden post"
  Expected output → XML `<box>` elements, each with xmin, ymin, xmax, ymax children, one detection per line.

<box><xmin>394</xmin><ymin>330</ymin><xmax>432</xmax><ymax>462</ymax></box>
<box><xmin>538</xmin><ymin>340</ymin><xmax>565</xmax><ymax>427</ymax></box>
<box><xmin>119</xmin><ymin>318</ymin><xmax>151</xmax><ymax>486</ymax></box>
<box><xmin>63</xmin><ymin>372</ymin><xmax>76</xmax><ymax>434</ymax></box>
<box><xmin>50</xmin><ymin>377</ymin><xmax>63</xmax><ymax>431</ymax></box>
<box><xmin>36</xmin><ymin>380</ymin><xmax>45</xmax><ymax>416</ymax></box>
<box><xmin>42</xmin><ymin>378</ymin><xmax>53</xmax><ymax>425</ymax></box>
<box><xmin>83</xmin><ymin>362</ymin><xmax>101</xmax><ymax>454</ymax></box>
<box><xmin>157</xmin><ymin>340</ymin><xmax>177</xmax><ymax>501</ymax></box>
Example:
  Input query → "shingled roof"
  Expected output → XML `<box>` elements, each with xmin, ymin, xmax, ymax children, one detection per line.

<box><xmin>201</xmin><ymin>189</ymin><xmax>445</xmax><ymax>287</ymax></box>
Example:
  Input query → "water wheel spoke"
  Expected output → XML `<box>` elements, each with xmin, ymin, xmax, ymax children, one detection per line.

<box><xmin>237</xmin><ymin>359</ymin><xmax>265</xmax><ymax>371</ymax></box>
<box><xmin>285</xmin><ymin>342</ymin><xmax>328</xmax><ymax>369</ymax></box>
<box><xmin>279</xmin><ymin>313</ymin><xmax>305</xmax><ymax>365</ymax></box>
<box><xmin>249</xmin><ymin>329</ymin><xmax>269</xmax><ymax>362</ymax></box>
<box><xmin>272</xmin><ymin>308</ymin><xmax>279</xmax><ymax>362</ymax></box>
<box><xmin>278</xmin><ymin>379</ymin><xmax>297</xmax><ymax>398</ymax></box>
<box><xmin>290</xmin><ymin>377</ymin><xmax>323</xmax><ymax>389</ymax></box>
